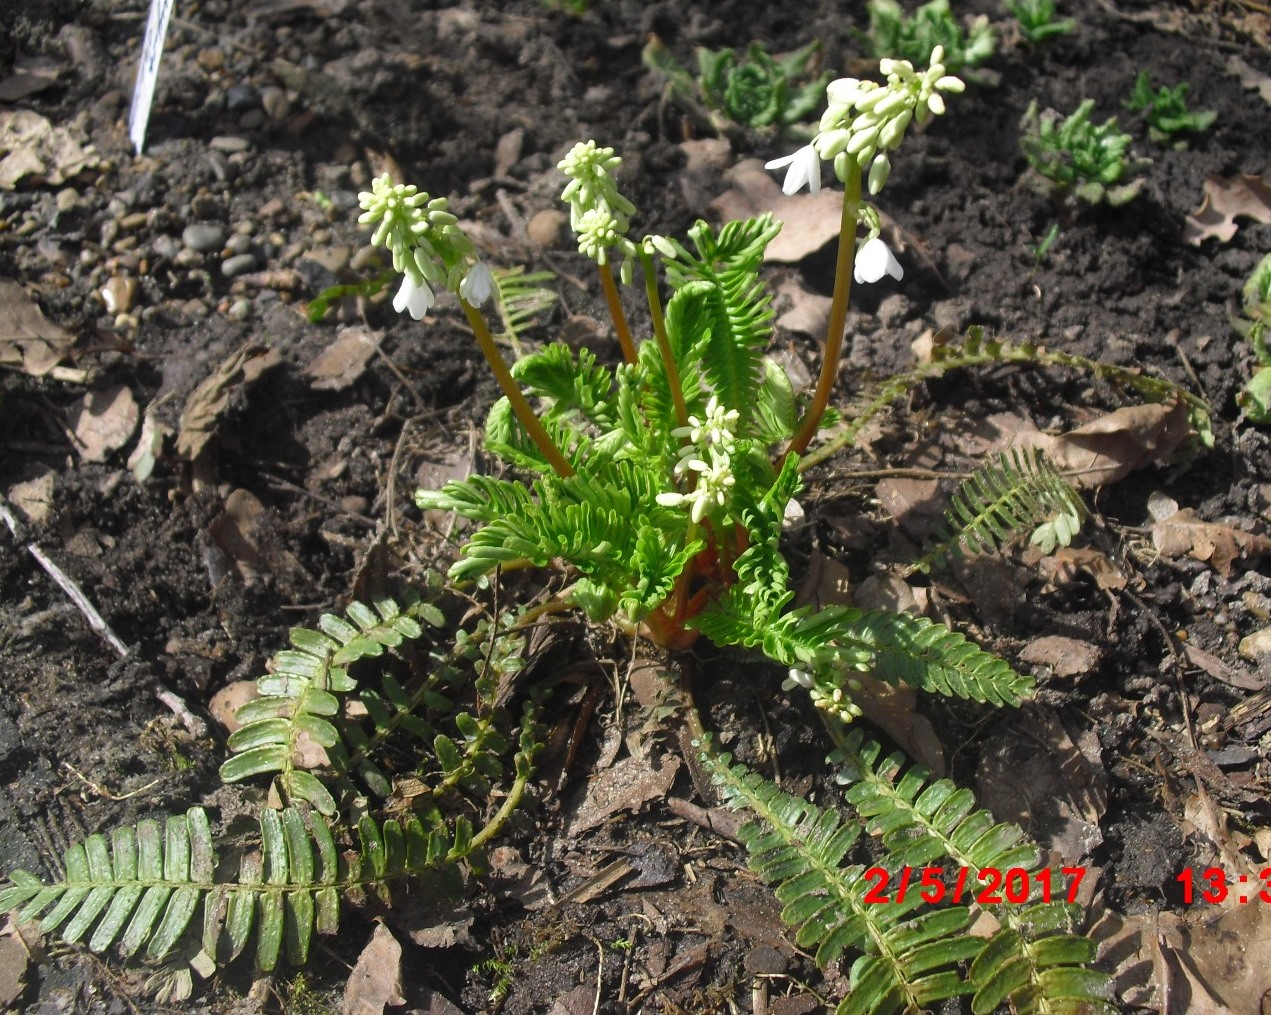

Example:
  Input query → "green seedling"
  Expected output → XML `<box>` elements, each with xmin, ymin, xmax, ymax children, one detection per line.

<box><xmin>866</xmin><ymin>0</ymin><xmax>995</xmax><ymax>73</ymax></box>
<box><xmin>1236</xmin><ymin>252</ymin><xmax>1271</xmax><ymax>423</ymax></box>
<box><xmin>1020</xmin><ymin>98</ymin><xmax>1147</xmax><ymax>205</ymax></box>
<box><xmin>1005</xmin><ymin>0</ymin><xmax>1074</xmax><ymax>43</ymax></box>
<box><xmin>644</xmin><ymin>38</ymin><xmax>830</xmax><ymax>137</ymax></box>
<box><xmin>1125</xmin><ymin>70</ymin><xmax>1216</xmax><ymax>144</ymax></box>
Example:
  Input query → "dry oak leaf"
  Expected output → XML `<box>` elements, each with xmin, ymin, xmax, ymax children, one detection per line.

<box><xmin>0</xmin><ymin>277</ymin><xmax>74</xmax><ymax>376</ymax></box>
<box><xmin>708</xmin><ymin>160</ymin><xmax>844</xmax><ymax>263</ymax></box>
<box><xmin>176</xmin><ymin>342</ymin><xmax>282</xmax><ymax>459</ymax></box>
<box><xmin>1151</xmin><ymin>506</ymin><xmax>1271</xmax><ymax>577</ymax></box>
<box><xmin>343</xmin><ymin>922</ymin><xmax>405</xmax><ymax>1015</ymax></box>
<box><xmin>1034</xmin><ymin>397</ymin><xmax>1192</xmax><ymax>488</ymax></box>
<box><xmin>1183</xmin><ymin>173</ymin><xmax>1271</xmax><ymax>245</ymax></box>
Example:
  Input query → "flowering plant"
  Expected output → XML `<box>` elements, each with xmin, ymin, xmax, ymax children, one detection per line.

<box><xmin>355</xmin><ymin>52</ymin><xmax>1032</xmax><ymax>722</ymax></box>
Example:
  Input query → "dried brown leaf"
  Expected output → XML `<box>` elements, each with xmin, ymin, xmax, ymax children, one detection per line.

<box><xmin>565</xmin><ymin>741</ymin><xmax>680</xmax><ymax>837</ymax></box>
<box><xmin>1045</xmin><ymin>398</ymin><xmax>1192</xmax><ymax>487</ymax></box>
<box><xmin>0</xmin><ymin>109</ymin><xmax>97</xmax><ymax>188</ymax></box>
<box><xmin>343</xmin><ymin>922</ymin><xmax>405</xmax><ymax>1015</ymax></box>
<box><xmin>176</xmin><ymin>343</ymin><xmax>282</xmax><ymax>459</ymax></box>
<box><xmin>68</xmin><ymin>385</ymin><xmax>138</xmax><ymax>463</ymax></box>
<box><xmin>1178</xmin><ymin>901</ymin><xmax>1271</xmax><ymax>1012</ymax></box>
<box><xmin>1184</xmin><ymin>173</ymin><xmax>1271</xmax><ymax>245</ymax></box>
<box><xmin>1151</xmin><ymin>506</ymin><xmax>1271</xmax><ymax>577</ymax></box>
<box><xmin>0</xmin><ymin>278</ymin><xmax>74</xmax><ymax>376</ymax></box>
<box><xmin>1018</xmin><ymin>635</ymin><xmax>1102</xmax><ymax>678</ymax></box>
<box><xmin>305</xmin><ymin>327</ymin><xmax>377</xmax><ymax>391</ymax></box>
<box><xmin>1037</xmin><ymin>546</ymin><xmax>1128</xmax><ymax>591</ymax></box>
<box><xmin>708</xmin><ymin>161</ymin><xmax>843</xmax><ymax>263</ymax></box>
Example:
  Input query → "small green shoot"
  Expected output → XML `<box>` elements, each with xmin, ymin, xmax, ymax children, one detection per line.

<box><xmin>866</xmin><ymin>0</ymin><xmax>995</xmax><ymax>73</ymax></box>
<box><xmin>644</xmin><ymin>38</ymin><xmax>830</xmax><ymax>136</ymax></box>
<box><xmin>1005</xmin><ymin>0</ymin><xmax>1074</xmax><ymax>43</ymax></box>
<box><xmin>1031</xmin><ymin>222</ymin><xmax>1061</xmax><ymax>263</ymax></box>
<box><xmin>306</xmin><ymin>269</ymin><xmax>395</xmax><ymax>323</ymax></box>
<box><xmin>1236</xmin><ymin>252</ymin><xmax>1271</xmax><ymax>423</ymax></box>
<box><xmin>1020</xmin><ymin>98</ymin><xmax>1146</xmax><ymax>205</ymax></box>
<box><xmin>1125</xmin><ymin>71</ymin><xmax>1216</xmax><ymax>144</ymax></box>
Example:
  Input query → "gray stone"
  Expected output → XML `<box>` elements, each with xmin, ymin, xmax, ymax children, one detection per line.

<box><xmin>182</xmin><ymin>223</ymin><xmax>224</xmax><ymax>253</ymax></box>
<box><xmin>221</xmin><ymin>253</ymin><xmax>258</xmax><ymax>277</ymax></box>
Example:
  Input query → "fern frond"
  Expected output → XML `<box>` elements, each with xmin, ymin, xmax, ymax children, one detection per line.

<box><xmin>3</xmin><ymin>699</ymin><xmax>543</xmax><ymax>974</ymax></box>
<box><xmin>219</xmin><ymin>595</ymin><xmax>437</xmax><ymax>814</ymax></box>
<box><xmin>802</xmin><ymin>326</ymin><xmax>1213</xmax><ymax>469</ymax></box>
<box><xmin>491</xmin><ymin>266</ymin><xmax>557</xmax><ymax>357</ymax></box>
<box><xmin>431</xmin><ymin>460</ymin><xmax>702</xmax><ymax>620</ymax></box>
<box><xmin>700</xmin><ymin>597</ymin><xmax>1034</xmax><ymax>710</ymax></box>
<box><xmin>830</xmin><ymin>729</ymin><xmax>1117</xmax><ymax>1015</ymax></box>
<box><xmin>512</xmin><ymin>341</ymin><xmax>615</xmax><ymax>430</ymax></box>
<box><xmin>662</xmin><ymin>216</ymin><xmax>780</xmax><ymax>414</ymax></box>
<box><xmin>700</xmin><ymin>746</ymin><xmax>979</xmax><ymax>1015</ymax></box>
<box><xmin>918</xmin><ymin>448</ymin><xmax>1086</xmax><ymax>570</ymax></box>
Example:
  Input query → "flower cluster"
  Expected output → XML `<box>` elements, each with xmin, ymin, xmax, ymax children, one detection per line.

<box><xmin>766</xmin><ymin>47</ymin><xmax>964</xmax><ymax>198</ymax></box>
<box><xmin>357</xmin><ymin>174</ymin><xmax>493</xmax><ymax>319</ymax></box>
<box><xmin>656</xmin><ymin>396</ymin><xmax>742</xmax><ymax>524</ymax></box>
<box><xmin>818</xmin><ymin>46</ymin><xmax>965</xmax><ymax>194</ymax></box>
<box><xmin>558</xmin><ymin>141</ymin><xmax>639</xmax><ymax>278</ymax></box>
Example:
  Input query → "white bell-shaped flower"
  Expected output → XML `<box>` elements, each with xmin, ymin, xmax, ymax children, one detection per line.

<box><xmin>459</xmin><ymin>261</ymin><xmax>494</xmax><ymax>307</ymax></box>
<box><xmin>764</xmin><ymin>144</ymin><xmax>821</xmax><ymax>196</ymax></box>
<box><xmin>393</xmin><ymin>275</ymin><xmax>435</xmax><ymax>320</ymax></box>
<box><xmin>853</xmin><ymin>237</ymin><xmax>904</xmax><ymax>284</ymax></box>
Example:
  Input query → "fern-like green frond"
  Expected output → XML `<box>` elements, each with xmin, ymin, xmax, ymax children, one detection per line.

<box><xmin>429</xmin><ymin>460</ymin><xmax>702</xmax><ymax>620</ymax></box>
<box><xmin>219</xmin><ymin>595</ymin><xmax>437</xmax><ymax>814</ymax></box>
<box><xmin>492</xmin><ymin>266</ymin><xmax>557</xmax><ymax>357</ymax></box>
<box><xmin>919</xmin><ymin>448</ymin><xmax>1086</xmax><ymax>570</ymax></box>
<box><xmin>512</xmin><ymin>341</ymin><xmax>615</xmax><ymax>430</ymax></box>
<box><xmin>699</xmin><ymin>746</ymin><xmax>979</xmax><ymax>1015</ymax></box>
<box><xmin>0</xmin><ymin>807</ymin><xmax>214</xmax><ymax>964</ymax></box>
<box><xmin>0</xmin><ymin>806</ymin><xmax>470</xmax><ymax>973</ymax></box>
<box><xmin>662</xmin><ymin>216</ymin><xmax>780</xmax><ymax>414</ymax></box>
<box><xmin>830</xmin><ymin>729</ymin><xmax>1117</xmax><ymax>1015</ymax></box>
<box><xmin>700</xmin><ymin>597</ymin><xmax>1034</xmax><ymax>711</ymax></box>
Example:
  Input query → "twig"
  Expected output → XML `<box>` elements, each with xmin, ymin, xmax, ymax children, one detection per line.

<box><xmin>0</xmin><ymin>495</ymin><xmax>129</xmax><ymax>658</ymax></box>
<box><xmin>154</xmin><ymin>688</ymin><xmax>209</xmax><ymax>738</ymax></box>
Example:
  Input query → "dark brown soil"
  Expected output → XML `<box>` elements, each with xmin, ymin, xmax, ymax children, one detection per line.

<box><xmin>2</xmin><ymin>0</ymin><xmax>1271</xmax><ymax>1011</ymax></box>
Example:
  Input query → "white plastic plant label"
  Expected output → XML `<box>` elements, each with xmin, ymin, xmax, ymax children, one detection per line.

<box><xmin>127</xmin><ymin>0</ymin><xmax>176</xmax><ymax>154</ymax></box>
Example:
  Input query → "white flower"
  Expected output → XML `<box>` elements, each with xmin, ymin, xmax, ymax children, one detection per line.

<box><xmin>782</xmin><ymin>668</ymin><xmax>814</xmax><ymax>691</ymax></box>
<box><xmin>393</xmin><ymin>275</ymin><xmax>435</xmax><ymax>320</ymax></box>
<box><xmin>672</xmin><ymin>396</ymin><xmax>740</xmax><ymax>453</ymax></box>
<box><xmin>657</xmin><ymin>448</ymin><xmax>736</xmax><ymax>524</ymax></box>
<box><xmin>459</xmin><ymin>261</ymin><xmax>494</xmax><ymax>307</ymax></box>
<box><xmin>764</xmin><ymin>144</ymin><xmax>821</xmax><ymax>196</ymax></box>
<box><xmin>853</xmin><ymin>237</ymin><xmax>903</xmax><ymax>284</ymax></box>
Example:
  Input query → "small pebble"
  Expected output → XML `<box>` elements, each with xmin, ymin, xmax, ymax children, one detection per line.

<box><xmin>1239</xmin><ymin>627</ymin><xmax>1271</xmax><ymax>661</ymax></box>
<box><xmin>196</xmin><ymin>47</ymin><xmax>225</xmax><ymax>71</ymax></box>
<box><xmin>209</xmin><ymin>135</ymin><xmax>250</xmax><ymax>153</ymax></box>
<box><xmin>225</xmin><ymin>83</ymin><xmax>259</xmax><ymax>111</ymax></box>
<box><xmin>55</xmin><ymin>188</ymin><xmax>79</xmax><ymax>213</ymax></box>
<box><xmin>182</xmin><ymin>223</ymin><xmax>225</xmax><ymax>252</ymax></box>
<box><xmin>152</xmin><ymin>234</ymin><xmax>182</xmax><ymax>259</ymax></box>
<box><xmin>119</xmin><ymin>212</ymin><xmax>148</xmax><ymax>231</ymax></box>
<box><xmin>238</xmin><ymin>110</ymin><xmax>265</xmax><ymax>131</ymax></box>
<box><xmin>227</xmin><ymin>299</ymin><xmax>252</xmax><ymax>321</ymax></box>
<box><xmin>225</xmin><ymin>234</ymin><xmax>252</xmax><ymax>256</ymax></box>
<box><xmin>259</xmin><ymin>86</ymin><xmax>290</xmax><ymax>122</ymax></box>
<box><xmin>100</xmin><ymin>276</ymin><xmax>138</xmax><ymax>314</ymax></box>
<box><xmin>527</xmin><ymin>209</ymin><xmax>569</xmax><ymax>249</ymax></box>
<box><xmin>221</xmin><ymin>253</ymin><xmax>258</xmax><ymax>277</ymax></box>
